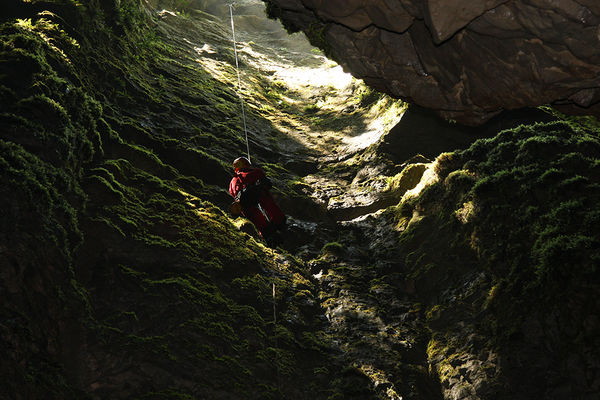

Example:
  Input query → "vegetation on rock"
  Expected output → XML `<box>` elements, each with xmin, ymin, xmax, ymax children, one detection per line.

<box><xmin>1</xmin><ymin>0</ymin><xmax>339</xmax><ymax>397</ymax></box>
<box><xmin>387</xmin><ymin>120</ymin><xmax>600</xmax><ymax>398</ymax></box>
<box><xmin>2</xmin><ymin>0</ymin><xmax>599</xmax><ymax>399</ymax></box>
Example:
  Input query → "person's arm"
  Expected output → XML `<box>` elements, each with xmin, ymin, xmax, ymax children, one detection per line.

<box><xmin>229</xmin><ymin>177</ymin><xmax>241</xmax><ymax>198</ymax></box>
<box><xmin>228</xmin><ymin>177</ymin><xmax>243</xmax><ymax>216</ymax></box>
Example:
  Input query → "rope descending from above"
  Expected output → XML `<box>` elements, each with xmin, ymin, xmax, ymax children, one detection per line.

<box><xmin>229</xmin><ymin>3</ymin><xmax>251</xmax><ymax>163</ymax></box>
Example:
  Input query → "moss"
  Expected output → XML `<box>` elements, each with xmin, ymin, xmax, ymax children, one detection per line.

<box><xmin>0</xmin><ymin>17</ymin><xmax>99</xmax><ymax>390</ymax></box>
<box><xmin>459</xmin><ymin>122</ymin><xmax>600</xmax><ymax>285</ymax></box>
<box><xmin>426</xmin><ymin>304</ymin><xmax>444</xmax><ymax>322</ymax></box>
<box><xmin>305</xmin><ymin>22</ymin><xmax>332</xmax><ymax>57</ymax></box>
<box><xmin>320</xmin><ymin>242</ymin><xmax>344</xmax><ymax>257</ymax></box>
<box><xmin>386</xmin><ymin>163</ymin><xmax>428</xmax><ymax>194</ymax></box>
<box><xmin>391</xmin><ymin>120</ymin><xmax>600</xmax><ymax>395</ymax></box>
<box><xmin>397</xmin><ymin>120</ymin><xmax>599</xmax><ymax>286</ymax></box>
<box><xmin>2</xmin><ymin>2</ymin><xmax>299</xmax><ymax>396</ymax></box>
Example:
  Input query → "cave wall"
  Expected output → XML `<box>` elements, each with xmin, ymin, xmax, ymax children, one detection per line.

<box><xmin>263</xmin><ymin>0</ymin><xmax>600</xmax><ymax>125</ymax></box>
<box><xmin>3</xmin><ymin>1</ymin><xmax>600</xmax><ymax>399</ymax></box>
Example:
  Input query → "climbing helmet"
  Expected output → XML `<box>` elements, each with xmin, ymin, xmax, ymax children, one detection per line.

<box><xmin>233</xmin><ymin>156</ymin><xmax>251</xmax><ymax>171</ymax></box>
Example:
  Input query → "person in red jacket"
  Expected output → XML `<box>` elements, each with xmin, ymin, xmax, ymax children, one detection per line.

<box><xmin>229</xmin><ymin>157</ymin><xmax>286</xmax><ymax>241</ymax></box>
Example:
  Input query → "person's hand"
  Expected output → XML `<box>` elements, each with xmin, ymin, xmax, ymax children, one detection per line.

<box><xmin>230</xmin><ymin>201</ymin><xmax>242</xmax><ymax>216</ymax></box>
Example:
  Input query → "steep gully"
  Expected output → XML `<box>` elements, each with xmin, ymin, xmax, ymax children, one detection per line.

<box><xmin>192</xmin><ymin>3</ymin><xmax>454</xmax><ymax>397</ymax></box>
<box><xmin>207</xmin><ymin>3</ymin><xmax>547</xmax><ymax>398</ymax></box>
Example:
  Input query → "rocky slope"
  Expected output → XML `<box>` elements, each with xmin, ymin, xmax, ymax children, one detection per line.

<box><xmin>262</xmin><ymin>0</ymin><xmax>600</xmax><ymax>125</ymax></box>
<box><xmin>1</xmin><ymin>0</ymin><xmax>599</xmax><ymax>399</ymax></box>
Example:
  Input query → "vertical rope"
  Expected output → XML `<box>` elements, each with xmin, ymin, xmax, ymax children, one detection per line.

<box><xmin>272</xmin><ymin>282</ymin><xmax>277</xmax><ymax>324</ymax></box>
<box><xmin>229</xmin><ymin>3</ymin><xmax>251</xmax><ymax>163</ymax></box>
<box><xmin>272</xmin><ymin>274</ymin><xmax>281</xmax><ymax>392</ymax></box>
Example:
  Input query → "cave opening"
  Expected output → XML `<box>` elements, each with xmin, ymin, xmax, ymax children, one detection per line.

<box><xmin>1</xmin><ymin>1</ymin><xmax>599</xmax><ymax>399</ymax></box>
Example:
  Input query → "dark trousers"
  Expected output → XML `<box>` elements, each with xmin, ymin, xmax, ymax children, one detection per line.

<box><xmin>243</xmin><ymin>193</ymin><xmax>285</xmax><ymax>237</ymax></box>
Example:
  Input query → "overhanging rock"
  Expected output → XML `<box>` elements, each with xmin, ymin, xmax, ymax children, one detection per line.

<box><xmin>263</xmin><ymin>0</ymin><xmax>600</xmax><ymax>125</ymax></box>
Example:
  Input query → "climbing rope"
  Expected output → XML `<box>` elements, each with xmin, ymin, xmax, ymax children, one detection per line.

<box><xmin>271</xmin><ymin>268</ymin><xmax>281</xmax><ymax>392</ymax></box>
<box><xmin>272</xmin><ymin>281</ymin><xmax>277</xmax><ymax>324</ymax></box>
<box><xmin>228</xmin><ymin>3</ymin><xmax>251</xmax><ymax>163</ymax></box>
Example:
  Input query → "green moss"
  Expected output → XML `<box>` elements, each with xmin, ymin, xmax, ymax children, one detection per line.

<box><xmin>0</xmin><ymin>18</ymin><xmax>100</xmax><ymax>393</ymax></box>
<box><xmin>390</xmin><ymin>120</ymin><xmax>600</xmax><ymax>375</ymax></box>
<box><xmin>459</xmin><ymin>122</ymin><xmax>600</xmax><ymax>285</ymax></box>
<box><xmin>320</xmin><ymin>242</ymin><xmax>344</xmax><ymax>258</ymax></box>
<box><xmin>2</xmin><ymin>3</ymin><xmax>290</xmax><ymax>396</ymax></box>
<box><xmin>300</xmin><ymin>331</ymin><xmax>330</xmax><ymax>352</ymax></box>
<box><xmin>305</xmin><ymin>22</ymin><xmax>332</xmax><ymax>57</ymax></box>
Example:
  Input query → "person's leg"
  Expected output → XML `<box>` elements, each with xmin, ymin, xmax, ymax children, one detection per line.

<box><xmin>243</xmin><ymin>206</ymin><xmax>269</xmax><ymax>237</ymax></box>
<box><xmin>259</xmin><ymin>194</ymin><xmax>286</xmax><ymax>227</ymax></box>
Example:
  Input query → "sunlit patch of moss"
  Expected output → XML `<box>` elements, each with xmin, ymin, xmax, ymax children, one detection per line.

<box><xmin>538</xmin><ymin>105</ymin><xmax>600</xmax><ymax>131</ymax></box>
<box><xmin>15</xmin><ymin>16</ymin><xmax>79</xmax><ymax>62</ymax></box>
<box><xmin>385</xmin><ymin>163</ymin><xmax>427</xmax><ymax>194</ymax></box>
<box><xmin>426</xmin><ymin>336</ymin><xmax>453</xmax><ymax>377</ymax></box>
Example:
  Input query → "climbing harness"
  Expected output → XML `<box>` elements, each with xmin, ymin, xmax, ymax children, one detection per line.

<box><xmin>228</xmin><ymin>3</ymin><xmax>251</xmax><ymax>163</ymax></box>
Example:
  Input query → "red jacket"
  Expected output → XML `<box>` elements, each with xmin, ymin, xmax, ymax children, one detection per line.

<box><xmin>229</xmin><ymin>167</ymin><xmax>267</xmax><ymax>199</ymax></box>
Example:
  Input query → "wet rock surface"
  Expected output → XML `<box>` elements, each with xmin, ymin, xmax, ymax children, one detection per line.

<box><xmin>263</xmin><ymin>0</ymin><xmax>600</xmax><ymax>125</ymax></box>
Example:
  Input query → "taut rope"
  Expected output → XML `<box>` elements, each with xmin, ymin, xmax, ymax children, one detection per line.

<box><xmin>228</xmin><ymin>3</ymin><xmax>251</xmax><ymax>163</ymax></box>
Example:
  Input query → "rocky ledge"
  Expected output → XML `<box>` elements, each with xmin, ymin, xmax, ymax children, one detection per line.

<box><xmin>263</xmin><ymin>0</ymin><xmax>600</xmax><ymax>125</ymax></box>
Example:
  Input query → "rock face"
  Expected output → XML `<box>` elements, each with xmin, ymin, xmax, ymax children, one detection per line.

<box><xmin>263</xmin><ymin>0</ymin><xmax>600</xmax><ymax>125</ymax></box>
